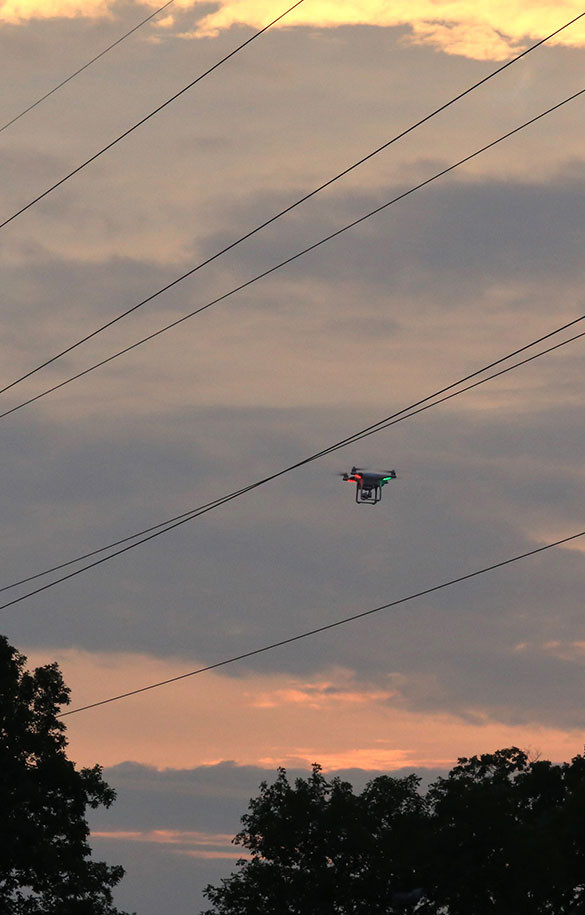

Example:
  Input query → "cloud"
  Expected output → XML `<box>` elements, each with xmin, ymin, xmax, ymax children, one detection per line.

<box><xmin>22</xmin><ymin>643</ymin><xmax>585</xmax><ymax>775</ymax></box>
<box><xmin>92</xmin><ymin>828</ymin><xmax>245</xmax><ymax>859</ymax></box>
<box><xmin>0</xmin><ymin>0</ymin><xmax>112</xmax><ymax>23</ymax></box>
<box><xmin>250</xmin><ymin>673</ymin><xmax>396</xmax><ymax>708</ymax></box>
<box><xmin>10</xmin><ymin>392</ymin><xmax>585</xmax><ymax>744</ymax></box>
<box><xmin>515</xmin><ymin>639</ymin><xmax>585</xmax><ymax>662</ymax></box>
<box><xmin>186</xmin><ymin>1</ymin><xmax>585</xmax><ymax>60</ymax></box>
<box><xmin>88</xmin><ymin>758</ymin><xmax>452</xmax><ymax>913</ymax></box>
<box><xmin>258</xmin><ymin>747</ymin><xmax>416</xmax><ymax>770</ymax></box>
<box><xmin>3</xmin><ymin>0</ymin><xmax>585</xmax><ymax>60</ymax></box>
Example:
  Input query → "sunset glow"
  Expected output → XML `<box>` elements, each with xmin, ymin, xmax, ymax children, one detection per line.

<box><xmin>26</xmin><ymin>648</ymin><xmax>585</xmax><ymax>772</ymax></box>
<box><xmin>2</xmin><ymin>0</ymin><xmax>585</xmax><ymax>61</ymax></box>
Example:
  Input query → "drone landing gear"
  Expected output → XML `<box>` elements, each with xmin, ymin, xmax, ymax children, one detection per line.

<box><xmin>355</xmin><ymin>484</ymin><xmax>382</xmax><ymax>505</ymax></box>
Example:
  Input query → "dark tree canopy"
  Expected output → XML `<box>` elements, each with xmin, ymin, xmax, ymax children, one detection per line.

<box><xmin>427</xmin><ymin>747</ymin><xmax>585</xmax><ymax>914</ymax></box>
<box><xmin>204</xmin><ymin>764</ymin><xmax>426</xmax><ymax>915</ymax></box>
<box><xmin>0</xmin><ymin>635</ymin><xmax>130</xmax><ymax>915</ymax></box>
<box><xmin>203</xmin><ymin>749</ymin><xmax>585</xmax><ymax>915</ymax></box>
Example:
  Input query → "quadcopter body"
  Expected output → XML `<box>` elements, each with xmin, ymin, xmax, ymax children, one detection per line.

<box><xmin>340</xmin><ymin>467</ymin><xmax>397</xmax><ymax>505</ymax></box>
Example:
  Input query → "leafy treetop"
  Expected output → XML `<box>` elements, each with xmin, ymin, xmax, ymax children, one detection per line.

<box><xmin>0</xmin><ymin>635</ymin><xmax>131</xmax><ymax>915</ymax></box>
<box><xmin>203</xmin><ymin>747</ymin><xmax>585</xmax><ymax>914</ymax></box>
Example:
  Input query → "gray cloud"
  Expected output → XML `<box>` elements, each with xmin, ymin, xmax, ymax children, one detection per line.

<box><xmin>4</xmin><ymin>399</ymin><xmax>585</xmax><ymax>733</ymax></box>
<box><xmin>95</xmin><ymin>759</ymin><xmax>449</xmax><ymax>833</ymax></box>
<box><xmin>89</xmin><ymin>759</ymin><xmax>450</xmax><ymax>915</ymax></box>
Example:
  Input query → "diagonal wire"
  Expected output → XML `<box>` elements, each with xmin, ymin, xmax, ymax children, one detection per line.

<box><xmin>0</xmin><ymin>0</ymin><xmax>304</xmax><ymax>231</ymax></box>
<box><xmin>3</xmin><ymin>321</ymin><xmax>585</xmax><ymax>612</ymax></box>
<box><xmin>0</xmin><ymin>0</ymin><xmax>175</xmax><ymax>135</ymax></box>
<box><xmin>57</xmin><ymin>527</ymin><xmax>585</xmax><ymax>717</ymax></box>
<box><xmin>1</xmin><ymin>85</ymin><xmax>584</xmax><ymax>423</ymax></box>
<box><xmin>2</xmin><ymin>309</ymin><xmax>584</xmax><ymax>594</ymax></box>
<box><xmin>1</xmin><ymin>8</ymin><xmax>583</xmax><ymax>397</ymax></box>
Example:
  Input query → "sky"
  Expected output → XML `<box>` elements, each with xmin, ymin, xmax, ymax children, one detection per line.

<box><xmin>2</xmin><ymin>0</ymin><xmax>585</xmax><ymax>911</ymax></box>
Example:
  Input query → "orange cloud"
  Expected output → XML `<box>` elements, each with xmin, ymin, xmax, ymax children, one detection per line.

<box><xmin>0</xmin><ymin>0</ymin><xmax>189</xmax><ymax>23</ymax></box>
<box><xmin>0</xmin><ymin>0</ymin><xmax>111</xmax><ymax>22</ymax></box>
<box><xmin>92</xmin><ymin>828</ymin><xmax>247</xmax><ymax>858</ymax></box>
<box><xmin>515</xmin><ymin>639</ymin><xmax>585</xmax><ymax>662</ymax></box>
<box><xmin>192</xmin><ymin>1</ymin><xmax>585</xmax><ymax>60</ymax></box>
<box><xmin>24</xmin><ymin>646</ymin><xmax>585</xmax><ymax>772</ymax></box>
<box><xmin>2</xmin><ymin>1</ymin><xmax>585</xmax><ymax>60</ymax></box>
<box><xmin>259</xmin><ymin>747</ymin><xmax>414</xmax><ymax>770</ymax></box>
<box><xmin>93</xmin><ymin>828</ymin><xmax>233</xmax><ymax>844</ymax></box>
<box><xmin>250</xmin><ymin>675</ymin><xmax>396</xmax><ymax>709</ymax></box>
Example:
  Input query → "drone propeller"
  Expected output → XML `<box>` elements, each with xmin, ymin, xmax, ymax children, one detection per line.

<box><xmin>353</xmin><ymin>467</ymin><xmax>396</xmax><ymax>475</ymax></box>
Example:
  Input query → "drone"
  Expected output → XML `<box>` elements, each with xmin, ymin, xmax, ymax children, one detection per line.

<box><xmin>338</xmin><ymin>466</ymin><xmax>397</xmax><ymax>505</ymax></box>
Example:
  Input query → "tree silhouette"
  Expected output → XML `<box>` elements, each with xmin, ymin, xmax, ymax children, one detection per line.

<box><xmin>202</xmin><ymin>764</ymin><xmax>426</xmax><ymax>914</ymax></box>
<box><xmin>427</xmin><ymin>748</ymin><xmax>585</xmax><ymax>914</ymax></box>
<box><xmin>202</xmin><ymin>748</ymin><xmax>585</xmax><ymax>914</ymax></box>
<box><xmin>0</xmin><ymin>635</ymin><xmax>130</xmax><ymax>914</ymax></box>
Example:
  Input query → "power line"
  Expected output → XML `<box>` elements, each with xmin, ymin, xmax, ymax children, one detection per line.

<box><xmin>4</xmin><ymin>318</ymin><xmax>585</xmax><ymax>613</ymax></box>
<box><xmin>1</xmin><ymin>9</ymin><xmax>583</xmax><ymax>398</ymax></box>
<box><xmin>58</xmin><ymin>527</ymin><xmax>585</xmax><ymax>717</ymax></box>
<box><xmin>0</xmin><ymin>0</ymin><xmax>304</xmax><ymax>231</ymax></box>
<box><xmin>3</xmin><ymin>316</ymin><xmax>584</xmax><ymax>592</ymax></box>
<box><xmin>0</xmin><ymin>0</ymin><xmax>175</xmax><ymax>135</ymax></box>
<box><xmin>1</xmin><ymin>85</ymin><xmax>584</xmax><ymax>423</ymax></box>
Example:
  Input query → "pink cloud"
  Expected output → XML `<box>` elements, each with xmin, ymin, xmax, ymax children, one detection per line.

<box><xmin>250</xmin><ymin>677</ymin><xmax>396</xmax><ymax>709</ymax></box>
<box><xmin>92</xmin><ymin>828</ymin><xmax>248</xmax><ymax>859</ymax></box>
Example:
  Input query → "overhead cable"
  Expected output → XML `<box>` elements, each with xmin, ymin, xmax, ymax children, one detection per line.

<box><xmin>1</xmin><ymin>9</ymin><xmax>583</xmax><ymax>396</ymax></box>
<box><xmin>1</xmin><ymin>85</ymin><xmax>584</xmax><ymax>422</ymax></box>
<box><xmin>57</xmin><ymin>527</ymin><xmax>585</xmax><ymax>717</ymax></box>
<box><xmin>4</xmin><ymin>319</ymin><xmax>585</xmax><ymax>612</ymax></box>
<box><xmin>0</xmin><ymin>0</ymin><xmax>304</xmax><ymax>231</ymax></box>
<box><xmin>0</xmin><ymin>0</ymin><xmax>175</xmax><ymax>135</ymax></box>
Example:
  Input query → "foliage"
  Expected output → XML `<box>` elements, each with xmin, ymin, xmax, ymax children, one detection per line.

<box><xmin>427</xmin><ymin>747</ymin><xmax>585</xmax><ymax>914</ymax></box>
<box><xmin>202</xmin><ymin>748</ymin><xmax>585</xmax><ymax>915</ymax></box>
<box><xmin>0</xmin><ymin>635</ymin><xmax>130</xmax><ymax>914</ymax></box>
<box><xmin>202</xmin><ymin>764</ymin><xmax>427</xmax><ymax>915</ymax></box>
